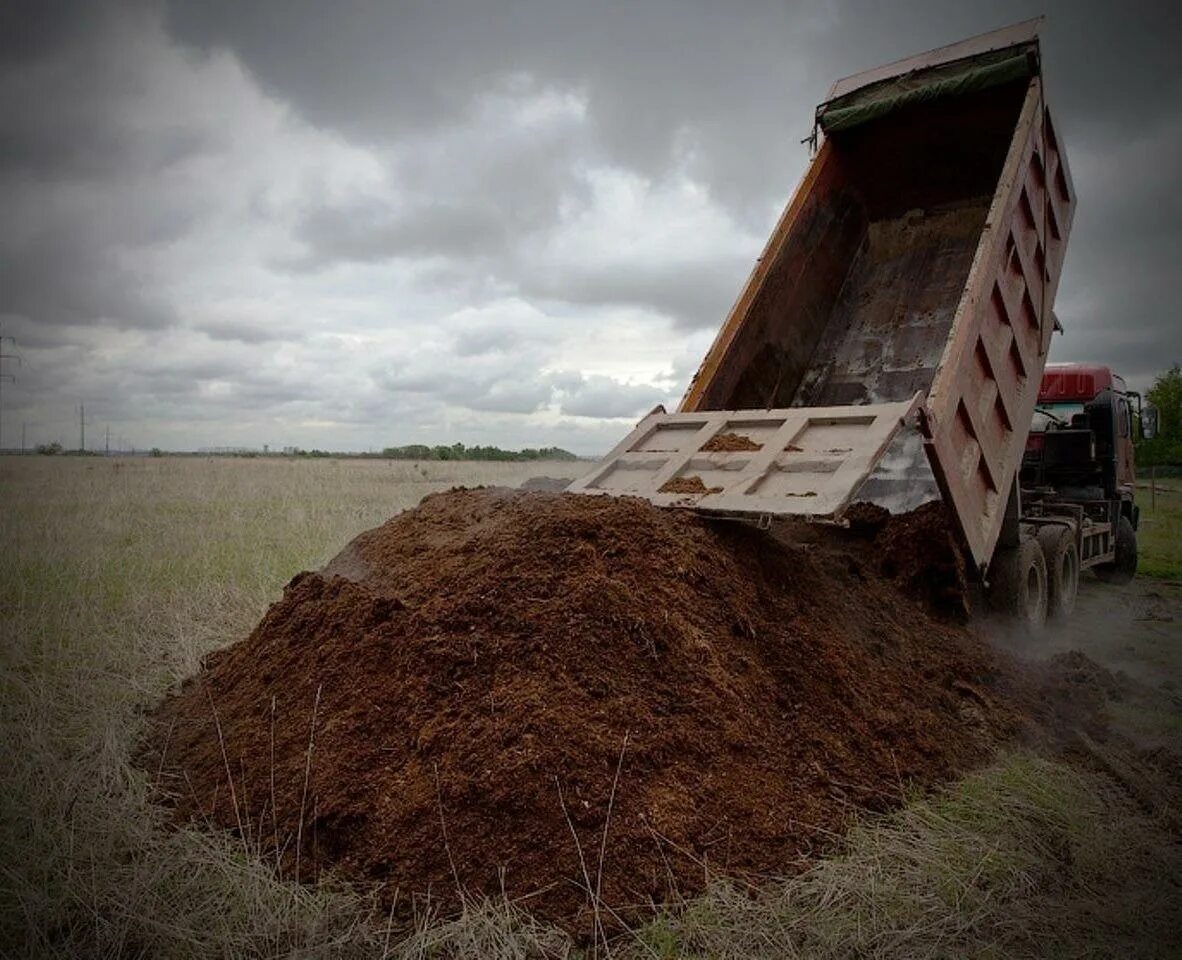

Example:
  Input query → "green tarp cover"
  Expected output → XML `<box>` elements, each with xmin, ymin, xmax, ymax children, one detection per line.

<box><xmin>817</xmin><ymin>45</ymin><xmax>1037</xmax><ymax>134</ymax></box>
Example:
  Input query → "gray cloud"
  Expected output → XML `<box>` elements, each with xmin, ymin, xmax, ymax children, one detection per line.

<box><xmin>279</xmin><ymin>74</ymin><xmax>592</xmax><ymax>276</ymax></box>
<box><xmin>523</xmin><ymin>257</ymin><xmax>750</xmax><ymax>332</ymax></box>
<box><xmin>162</xmin><ymin>0</ymin><xmax>819</xmax><ymax>205</ymax></box>
<box><xmin>1</xmin><ymin>227</ymin><xmax>174</xmax><ymax>331</ymax></box>
<box><xmin>453</xmin><ymin>324</ymin><xmax>525</xmax><ymax>358</ymax></box>
<box><xmin>1046</xmin><ymin>111</ymin><xmax>1182</xmax><ymax>384</ymax></box>
<box><xmin>374</xmin><ymin>347</ymin><xmax>670</xmax><ymax>419</ymax></box>
<box><xmin>195</xmin><ymin>318</ymin><xmax>287</xmax><ymax>345</ymax></box>
<box><xmin>164</xmin><ymin>0</ymin><xmax>1182</xmax><ymax>360</ymax></box>
<box><xmin>376</xmin><ymin>361</ymin><xmax>556</xmax><ymax>415</ymax></box>
<box><xmin>558</xmin><ymin>374</ymin><xmax>669</xmax><ymax>419</ymax></box>
<box><xmin>2</xmin><ymin>0</ymin><xmax>1180</xmax><ymax>454</ymax></box>
<box><xmin>163</xmin><ymin>1</ymin><xmax>1182</xmax><ymax>202</ymax></box>
<box><xmin>287</xmin><ymin>198</ymin><xmax>508</xmax><ymax>270</ymax></box>
<box><xmin>0</xmin><ymin>3</ymin><xmax>199</xmax><ymax>338</ymax></box>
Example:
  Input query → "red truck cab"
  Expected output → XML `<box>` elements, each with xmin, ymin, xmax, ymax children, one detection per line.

<box><xmin>1021</xmin><ymin>361</ymin><xmax>1143</xmax><ymax>585</ymax></box>
<box><xmin>1029</xmin><ymin>363</ymin><xmax>1138</xmax><ymax>500</ymax></box>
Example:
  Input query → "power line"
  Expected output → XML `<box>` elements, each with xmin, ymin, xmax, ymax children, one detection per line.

<box><xmin>0</xmin><ymin>329</ymin><xmax>20</xmax><ymax>453</ymax></box>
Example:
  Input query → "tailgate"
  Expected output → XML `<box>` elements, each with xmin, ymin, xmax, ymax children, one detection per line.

<box><xmin>567</xmin><ymin>395</ymin><xmax>921</xmax><ymax>519</ymax></box>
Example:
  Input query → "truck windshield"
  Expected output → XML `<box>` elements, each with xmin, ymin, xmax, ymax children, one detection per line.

<box><xmin>1030</xmin><ymin>401</ymin><xmax>1086</xmax><ymax>432</ymax></box>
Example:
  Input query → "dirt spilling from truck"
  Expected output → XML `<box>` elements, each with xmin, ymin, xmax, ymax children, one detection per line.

<box><xmin>657</xmin><ymin>475</ymin><xmax>723</xmax><ymax>495</ymax></box>
<box><xmin>147</xmin><ymin>488</ymin><xmax>1025</xmax><ymax>932</ymax></box>
<box><xmin>700</xmin><ymin>431</ymin><xmax>764</xmax><ymax>452</ymax></box>
<box><xmin>861</xmin><ymin>499</ymin><xmax>972</xmax><ymax>619</ymax></box>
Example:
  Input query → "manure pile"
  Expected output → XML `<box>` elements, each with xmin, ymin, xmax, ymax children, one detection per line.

<box><xmin>147</xmin><ymin>488</ymin><xmax>1020</xmax><ymax>929</ymax></box>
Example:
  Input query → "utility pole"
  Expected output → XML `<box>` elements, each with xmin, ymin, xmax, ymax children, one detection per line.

<box><xmin>21</xmin><ymin>422</ymin><xmax>26</xmax><ymax>455</ymax></box>
<box><xmin>0</xmin><ymin>331</ymin><xmax>19</xmax><ymax>453</ymax></box>
<box><xmin>105</xmin><ymin>425</ymin><xmax>110</xmax><ymax>457</ymax></box>
<box><xmin>80</xmin><ymin>403</ymin><xmax>86</xmax><ymax>453</ymax></box>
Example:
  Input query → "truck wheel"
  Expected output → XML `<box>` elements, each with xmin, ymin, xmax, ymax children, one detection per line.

<box><xmin>988</xmin><ymin>536</ymin><xmax>1048</xmax><ymax>632</ymax></box>
<box><xmin>1037</xmin><ymin>525</ymin><xmax>1079</xmax><ymax>619</ymax></box>
<box><xmin>1095</xmin><ymin>515</ymin><xmax>1137</xmax><ymax>585</ymax></box>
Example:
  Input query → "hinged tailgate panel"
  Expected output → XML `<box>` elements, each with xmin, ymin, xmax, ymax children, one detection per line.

<box><xmin>567</xmin><ymin>395</ymin><xmax>921</xmax><ymax>519</ymax></box>
<box><xmin>922</xmin><ymin>80</ymin><xmax>1075</xmax><ymax>570</ymax></box>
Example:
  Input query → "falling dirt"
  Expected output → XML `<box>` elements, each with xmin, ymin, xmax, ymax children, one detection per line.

<box><xmin>843</xmin><ymin>501</ymin><xmax>890</xmax><ymax>537</ymax></box>
<box><xmin>658</xmin><ymin>475</ymin><xmax>723</xmax><ymax>495</ymax></box>
<box><xmin>870</xmin><ymin>499</ymin><xmax>971</xmax><ymax>619</ymax></box>
<box><xmin>146</xmin><ymin>488</ymin><xmax>1029</xmax><ymax>934</ymax></box>
<box><xmin>700</xmin><ymin>432</ymin><xmax>763</xmax><ymax>453</ymax></box>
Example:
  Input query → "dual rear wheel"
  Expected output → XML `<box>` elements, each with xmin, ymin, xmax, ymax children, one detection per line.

<box><xmin>988</xmin><ymin>536</ymin><xmax>1050</xmax><ymax>631</ymax></box>
<box><xmin>988</xmin><ymin>524</ymin><xmax>1081</xmax><ymax>631</ymax></box>
<box><xmin>1037</xmin><ymin>525</ymin><xmax>1080</xmax><ymax>620</ymax></box>
<box><xmin>989</xmin><ymin>513</ymin><xmax>1137</xmax><ymax>632</ymax></box>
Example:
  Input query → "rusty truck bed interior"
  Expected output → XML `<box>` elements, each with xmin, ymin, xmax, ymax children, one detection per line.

<box><xmin>702</xmin><ymin>79</ymin><xmax>1031</xmax><ymax>412</ymax></box>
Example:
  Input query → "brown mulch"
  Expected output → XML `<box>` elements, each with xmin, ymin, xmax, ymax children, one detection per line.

<box><xmin>700</xmin><ymin>432</ymin><xmax>763</xmax><ymax>452</ymax></box>
<box><xmin>658</xmin><ymin>475</ymin><xmax>722</xmax><ymax>495</ymax></box>
<box><xmin>146</xmin><ymin>488</ymin><xmax>1026</xmax><ymax>933</ymax></box>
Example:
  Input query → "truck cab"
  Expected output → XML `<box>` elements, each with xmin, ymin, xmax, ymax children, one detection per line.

<box><xmin>1023</xmin><ymin>363</ymin><xmax>1137</xmax><ymax>514</ymax></box>
<box><xmin>1020</xmin><ymin>362</ymin><xmax>1141</xmax><ymax>584</ymax></box>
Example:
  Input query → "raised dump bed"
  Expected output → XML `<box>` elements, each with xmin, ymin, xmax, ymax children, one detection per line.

<box><xmin>571</xmin><ymin>19</ymin><xmax>1075</xmax><ymax>575</ymax></box>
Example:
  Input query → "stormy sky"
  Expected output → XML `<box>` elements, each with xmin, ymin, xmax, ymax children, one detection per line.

<box><xmin>2</xmin><ymin>1</ymin><xmax>1179</xmax><ymax>453</ymax></box>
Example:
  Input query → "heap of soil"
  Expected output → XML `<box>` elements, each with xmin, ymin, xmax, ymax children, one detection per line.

<box><xmin>700</xmin><ymin>432</ymin><xmax>763</xmax><ymax>452</ymax></box>
<box><xmin>658</xmin><ymin>475</ymin><xmax>722</xmax><ymax>495</ymax></box>
<box><xmin>147</xmin><ymin>488</ymin><xmax>1020</xmax><ymax>932</ymax></box>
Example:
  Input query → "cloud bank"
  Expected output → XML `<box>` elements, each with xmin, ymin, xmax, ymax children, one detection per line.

<box><xmin>2</xmin><ymin>0</ymin><xmax>1178</xmax><ymax>453</ymax></box>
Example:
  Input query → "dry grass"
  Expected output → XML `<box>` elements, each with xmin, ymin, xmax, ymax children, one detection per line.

<box><xmin>1</xmin><ymin>456</ymin><xmax>1179</xmax><ymax>959</ymax></box>
<box><xmin>0</xmin><ymin>456</ymin><xmax>569</xmax><ymax>957</ymax></box>
<box><xmin>633</xmin><ymin>754</ymin><xmax>1182</xmax><ymax>959</ymax></box>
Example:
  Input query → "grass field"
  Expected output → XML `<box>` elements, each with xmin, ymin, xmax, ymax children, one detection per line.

<box><xmin>1</xmin><ymin>456</ymin><xmax>1179</xmax><ymax>959</ymax></box>
<box><xmin>1138</xmin><ymin>483</ymin><xmax>1182</xmax><ymax>580</ymax></box>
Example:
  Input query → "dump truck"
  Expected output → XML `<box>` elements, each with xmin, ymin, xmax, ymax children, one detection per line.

<box><xmin>568</xmin><ymin>19</ymin><xmax>1150</xmax><ymax>629</ymax></box>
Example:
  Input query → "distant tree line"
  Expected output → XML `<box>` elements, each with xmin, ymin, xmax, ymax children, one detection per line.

<box><xmin>272</xmin><ymin>442</ymin><xmax>580</xmax><ymax>462</ymax></box>
<box><xmin>377</xmin><ymin>442</ymin><xmax>579</xmax><ymax>462</ymax></box>
<box><xmin>29</xmin><ymin>441</ymin><xmax>580</xmax><ymax>462</ymax></box>
<box><xmin>33</xmin><ymin>442</ymin><xmax>99</xmax><ymax>456</ymax></box>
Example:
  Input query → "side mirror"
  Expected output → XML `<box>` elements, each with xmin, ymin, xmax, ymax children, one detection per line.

<box><xmin>1142</xmin><ymin>405</ymin><xmax>1158</xmax><ymax>440</ymax></box>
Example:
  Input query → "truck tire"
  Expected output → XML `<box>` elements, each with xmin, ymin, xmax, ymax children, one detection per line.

<box><xmin>988</xmin><ymin>536</ymin><xmax>1048</xmax><ymax>632</ymax></box>
<box><xmin>1095</xmin><ymin>515</ymin><xmax>1137</xmax><ymax>585</ymax></box>
<box><xmin>1037</xmin><ymin>525</ymin><xmax>1079</xmax><ymax>620</ymax></box>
